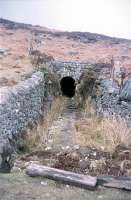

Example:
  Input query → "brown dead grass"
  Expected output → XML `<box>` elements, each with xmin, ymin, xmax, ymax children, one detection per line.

<box><xmin>1</xmin><ymin>23</ymin><xmax>131</xmax><ymax>87</ymax></box>
<box><xmin>75</xmin><ymin>98</ymin><xmax>131</xmax><ymax>152</ymax></box>
<box><xmin>26</xmin><ymin>96</ymin><xmax>65</xmax><ymax>150</ymax></box>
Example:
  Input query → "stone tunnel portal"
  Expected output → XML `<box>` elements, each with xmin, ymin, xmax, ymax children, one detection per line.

<box><xmin>60</xmin><ymin>76</ymin><xmax>76</xmax><ymax>98</ymax></box>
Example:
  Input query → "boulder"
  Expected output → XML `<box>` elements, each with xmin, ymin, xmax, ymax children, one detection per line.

<box><xmin>0</xmin><ymin>48</ymin><xmax>10</xmax><ymax>56</ymax></box>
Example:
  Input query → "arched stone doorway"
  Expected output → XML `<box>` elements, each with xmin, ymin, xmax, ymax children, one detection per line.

<box><xmin>60</xmin><ymin>76</ymin><xmax>76</xmax><ymax>98</ymax></box>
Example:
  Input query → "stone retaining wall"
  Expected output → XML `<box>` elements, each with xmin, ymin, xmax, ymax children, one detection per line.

<box><xmin>51</xmin><ymin>61</ymin><xmax>92</xmax><ymax>80</ymax></box>
<box><xmin>95</xmin><ymin>78</ymin><xmax>131</xmax><ymax>124</ymax></box>
<box><xmin>0</xmin><ymin>70</ymin><xmax>60</xmax><ymax>171</ymax></box>
<box><xmin>0</xmin><ymin>72</ymin><xmax>45</xmax><ymax>138</ymax></box>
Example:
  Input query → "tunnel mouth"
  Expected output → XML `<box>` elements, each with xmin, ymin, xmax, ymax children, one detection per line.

<box><xmin>60</xmin><ymin>76</ymin><xmax>76</xmax><ymax>98</ymax></box>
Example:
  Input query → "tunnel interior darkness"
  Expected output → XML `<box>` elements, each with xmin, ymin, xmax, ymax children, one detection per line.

<box><xmin>60</xmin><ymin>76</ymin><xmax>76</xmax><ymax>98</ymax></box>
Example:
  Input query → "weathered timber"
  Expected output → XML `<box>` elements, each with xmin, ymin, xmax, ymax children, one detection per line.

<box><xmin>26</xmin><ymin>164</ymin><xmax>97</xmax><ymax>190</ymax></box>
<box><xmin>97</xmin><ymin>176</ymin><xmax>131</xmax><ymax>191</ymax></box>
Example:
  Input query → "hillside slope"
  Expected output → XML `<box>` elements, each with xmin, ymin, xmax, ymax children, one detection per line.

<box><xmin>0</xmin><ymin>18</ymin><xmax>131</xmax><ymax>86</ymax></box>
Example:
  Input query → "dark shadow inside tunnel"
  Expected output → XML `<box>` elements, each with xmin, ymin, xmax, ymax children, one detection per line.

<box><xmin>60</xmin><ymin>76</ymin><xmax>76</xmax><ymax>98</ymax></box>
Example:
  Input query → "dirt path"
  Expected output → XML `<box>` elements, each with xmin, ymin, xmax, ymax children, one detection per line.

<box><xmin>46</xmin><ymin>97</ymin><xmax>81</xmax><ymax>151</ymax></box>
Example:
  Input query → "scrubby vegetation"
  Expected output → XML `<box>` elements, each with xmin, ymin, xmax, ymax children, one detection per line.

<box><xmin>25</xmin><ymin>96</ymin><xmax>65</xmax><ymax>151</ymax></box>
<box><xmin>75</xmin><ymin>98</ymin><xmax>131</xmax><ymax>152</ymax></box>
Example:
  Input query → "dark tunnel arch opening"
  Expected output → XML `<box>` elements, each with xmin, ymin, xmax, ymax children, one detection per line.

<box><xmin>60</xmin><ymin>76</ymin><xmax>76</xmax><ymax>98</ymax></box>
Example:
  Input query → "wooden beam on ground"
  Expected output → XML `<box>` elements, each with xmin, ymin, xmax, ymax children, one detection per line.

<box><xmin>26</xmin><ymin>164</ymin><xmax>97</xmax><ymax>190</ymax></box>
<box><xmin>97</xmin><ymin>176</ymin><xmax>131</xmax><ymax>191</ymax></box>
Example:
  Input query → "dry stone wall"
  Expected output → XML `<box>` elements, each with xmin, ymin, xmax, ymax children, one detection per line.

<box><xmin>51</xmin><ymin>61</ymin><xmax>92</xmax><ymax>80</ymax></box>
<box><xmin>0</xmin><ymin>72</ymin><xmax>45</xmax><ymax>137</ymax></box>
<box><xmin>0</xmin><ymin>70</ymin><xmax>60</xmax><ymax>171</ymax></box>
